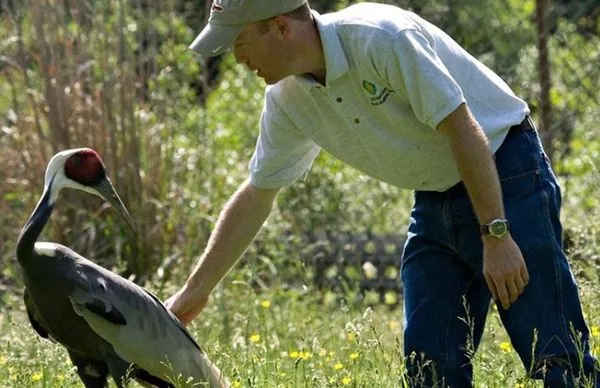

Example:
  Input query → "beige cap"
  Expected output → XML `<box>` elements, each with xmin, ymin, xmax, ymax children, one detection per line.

<box><xmin>190</xmin><ymin>0</ymin><xmax>308</xmax><ymax>57</ymax></box>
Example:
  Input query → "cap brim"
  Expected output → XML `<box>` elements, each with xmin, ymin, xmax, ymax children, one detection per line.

<box><xmin>189</xmin><ymin>23</ymin><xmax>243</xmax><ymax>58</ymax></box>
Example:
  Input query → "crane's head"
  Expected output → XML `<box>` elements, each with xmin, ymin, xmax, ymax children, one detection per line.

<box><xmin>45</xmin><ymin>148</ymin><xmax>135</xmax><ymax>230</ymax></box>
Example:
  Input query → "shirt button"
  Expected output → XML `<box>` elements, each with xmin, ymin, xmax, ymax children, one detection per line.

<box><xmin>354</xmin><ymin>118</ymin><xmax>360</xmax><ymax>124</ymax></box>
<box><xmin>336</xmin><ymin>97</ymin><xmax>343</xmax><ymax>103</ymax></box>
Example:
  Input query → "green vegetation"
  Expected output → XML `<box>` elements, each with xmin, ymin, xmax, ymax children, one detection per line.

<box><xmin>1</xmin><ymin>0</ymin><xmax>599</xmax><ymax>386</ymax></box>
<box><xmin>1</xmin><ymin>278</ymin><xmax>599</xmax><ymax>387</ymax></box>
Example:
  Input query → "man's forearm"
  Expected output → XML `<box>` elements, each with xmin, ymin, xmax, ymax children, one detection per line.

<box><xmin>438</xmin><ymin>103</ymin><xmax>505</xmax><ymax>224</ymax></box>
<box><xmin>184</xmin><ymin>179</ymin><xmax>280</xmax><ymax>298</ymax></box>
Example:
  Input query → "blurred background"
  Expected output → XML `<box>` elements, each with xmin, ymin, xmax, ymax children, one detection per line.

<box><xmin>1</xmin><ymin>0</ymin><xmax>600</xmax><ymax>308</ymax></box>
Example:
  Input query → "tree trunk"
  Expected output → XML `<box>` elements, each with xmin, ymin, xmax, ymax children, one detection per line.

<box><xmin>536</xmin><ymin>0</ymin><xmax>553</xmax><ymax>158</ymax></box>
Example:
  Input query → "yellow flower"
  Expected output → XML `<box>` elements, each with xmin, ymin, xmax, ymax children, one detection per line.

<box><xmin>289</xmin><ymin>351</ymin><xmax>299</xmax><ymax>359</ymax></box>
<box><xmin>500</xmin><ymin>341</ymin><xmax>512</xmax><ymax>352</ymax></box>
<box><xmin>384</xmin><ymin>293</ymin><xmax>397</xmax><ymax>305</ymax></box>
<box><xmin>232</xmin><ymin>380</ymin><xmax>242</xmax><ymax>388</ymax></box>
<box><xmin>31</xmin><ymin>371</ymin><xmax>43</xmax><ymax>381</ymax></box>
<box><xmin>299</xmin><ymin>351</ymin><xmax>312</xmax><ymax>360</ymax></box>
<box><xmin>591</xmin><ymin>326</ymin><xmax>600</xmax><ymax>338</ymax></box>
<box><xmin>514</xmin><ymin>383</ymin><xmax>525</xmax><ymax>388</ymax></box>
<box><xmin>346</xmin><ymin>332</ymin><xmax>356</xmax><ymax>342</ymax></box>
<box><xmin>350</xmin><ymin>353</ymin><xmax>359</xmax><ymax>360</ymax></box>
<box><xmin>341</xmin><ymin>376</ymin><xmax>352</xmax><ymax>385</ymax></box>
<box><xmin>388</xmin><ymin>320</ymin><xmax>400</xmax><ymax>330</ymax></box>
<box><xmin>334</xmin><ymin>362</ymin><xmax>344</xmax><ymax>370</ymax></box>
<box><xmin>0</xmin><ymin>355</ymin><xmax>7</xmax><ymax>365</ymax></box>
<box><xmin>249</xmin><ymin>334</ymin><xmax>260</xmax><ymax>343</ymax></box>
<box><xmin>261</xmin><ymin>300</ymin><xmax>271</xmax><ymax>309</ymax></box>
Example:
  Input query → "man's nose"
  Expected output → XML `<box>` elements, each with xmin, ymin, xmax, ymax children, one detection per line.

<box><xmin>233</xmin><ymin>48</ymin><xmax>246</xmax><ymax>65</ymax></box>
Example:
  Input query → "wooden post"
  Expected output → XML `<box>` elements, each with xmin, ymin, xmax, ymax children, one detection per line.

<box><xmin>536</xmin><ymin>0</ymin><xmax>553</xmax><ymax>157</ymax></box>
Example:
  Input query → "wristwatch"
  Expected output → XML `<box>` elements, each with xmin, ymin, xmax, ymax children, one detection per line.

<box><xmin>480</xmin><ymin>219</ymin><xmax>510</xmax><ymax>238</ymax></box>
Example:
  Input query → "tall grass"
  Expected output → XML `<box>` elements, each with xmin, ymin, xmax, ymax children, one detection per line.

<box><xmin>0</xmin><ymin>0</ymin><xmax>218</xmax><ymax>281</ymax></box>
<box><xmin>0</xmin><ymin>273</ymin><xmax>599</xmax><ymax>387</ymax></box>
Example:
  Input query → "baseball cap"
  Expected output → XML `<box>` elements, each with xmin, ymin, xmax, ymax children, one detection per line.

<box><xmin>189</xmin><ymin>0</ymin><xmax>308</xmax><ymax>58</ymax></box>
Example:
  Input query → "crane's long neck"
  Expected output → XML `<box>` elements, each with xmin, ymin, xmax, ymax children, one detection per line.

<box><xmin>16</xmin><ymin>183</ymin><xmax>55</xmax><ymax>263</ymax></box>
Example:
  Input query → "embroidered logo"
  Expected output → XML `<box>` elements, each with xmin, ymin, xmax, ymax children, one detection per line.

<box><xmin>362</xmin><ymin>80</ymin><xmax>393</xmax><ymax>105</ymax></box>
<box><xmin>362</xmin><ymin>80</ymin><xmax>377</xmax><ymax>95</ymax></box>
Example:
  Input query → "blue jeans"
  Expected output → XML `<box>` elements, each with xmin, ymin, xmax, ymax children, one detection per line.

<box><xmin>402</xmin><ymin>128</ymin><xmax>599</xmax><ymax>387</ymax></box>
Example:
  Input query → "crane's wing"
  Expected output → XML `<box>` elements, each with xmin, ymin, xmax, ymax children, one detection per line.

<box><xmin>65</xmin><ymin>254</ymin><xmax>228</xmax><ymax>387</ymax></box>
<box><xmin>23</xmin><ymin>287</ymin><xmax>51</xmax><ymax>340</ymax></box>
<box><xmin>69</xmin><ymin>290</ymin><xmax>127</xmax><ymax>326</ymax></box>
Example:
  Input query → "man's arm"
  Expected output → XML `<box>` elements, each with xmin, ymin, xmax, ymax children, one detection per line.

<box><xmin>166</xmin><ymin>179</ymin><xmax>280</xmax><ymax>325</ymax></box>
<box><xmin>437</xmin><ymin>103</ymin><xmax>529</xmax><ymax>310</ymax></box>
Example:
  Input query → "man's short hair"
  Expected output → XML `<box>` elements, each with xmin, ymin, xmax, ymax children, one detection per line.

<box><xmin>257</xmin><ymin>4</ymin><xmax>311</xmax><ymax>34</ymax></box>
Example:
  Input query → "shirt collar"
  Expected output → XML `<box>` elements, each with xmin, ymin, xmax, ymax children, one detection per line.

<box><xmin>295</xmin><ymin>10</ymin><xmax>350</xmax><ymax>87</ymax></box>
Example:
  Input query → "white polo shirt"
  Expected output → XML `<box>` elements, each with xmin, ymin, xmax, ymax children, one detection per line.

<box><xmin>248</xmin><ymin>3</ymin><xmax>529</xmax><ymax>191</ymax></box>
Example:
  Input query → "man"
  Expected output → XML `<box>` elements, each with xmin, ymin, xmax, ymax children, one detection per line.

<box><xmin>166</xmin><ymin>0</ymin><xmax>599</xmax><ymax>386</ymax></box>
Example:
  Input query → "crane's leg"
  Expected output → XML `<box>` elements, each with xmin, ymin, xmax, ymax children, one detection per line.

<box><xmin>135</xmin><ymin>368</ymin><xmax>175</xmax><ymax>388</ymax></box>
<box><xmin>68</xmin><ymin>351</ymin><xmax>109</xmax><ymax>388</ymax></box>
<box><xmin>105</xmin><ymin>356</ymin><xmax>135</xmax><ymax>388</ymax></box>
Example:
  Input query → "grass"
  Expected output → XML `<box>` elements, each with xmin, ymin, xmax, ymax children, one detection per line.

<box><xmin>1</xmin><ymin>265</ymin><xmax>599</xmax><ymax>388</ymax></box>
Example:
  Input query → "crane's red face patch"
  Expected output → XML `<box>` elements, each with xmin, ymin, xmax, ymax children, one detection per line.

<box><xmin>64</xmin><ymin>149</ymin><xmax>106</xmax><ymax>185</ymax></box>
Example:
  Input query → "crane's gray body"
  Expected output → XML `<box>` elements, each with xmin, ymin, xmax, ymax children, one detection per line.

<box><xmin>22</xmin><ymin>242</ymin><xmax>225</xmax><ymax>387</ymax></box>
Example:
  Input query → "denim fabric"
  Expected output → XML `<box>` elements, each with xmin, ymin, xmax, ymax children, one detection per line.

<box><xmin>401</xmin><ymin>128</ymin><xmax>599</xmax><ymax>387</ymax></box>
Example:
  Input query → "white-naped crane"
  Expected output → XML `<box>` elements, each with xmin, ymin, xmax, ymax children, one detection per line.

<box><xmin>17</xmin><ymin>148</ymin><xmax>229</xmax><ymax>388</ymax></box>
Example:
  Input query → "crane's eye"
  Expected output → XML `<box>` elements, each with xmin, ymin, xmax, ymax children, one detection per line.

<box><xmin>64</xmin><ymin>149</ymin><xmax>106</xmax><ymax>185</ymax></box>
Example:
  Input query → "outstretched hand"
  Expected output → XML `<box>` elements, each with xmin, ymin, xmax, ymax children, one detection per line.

<box><xmin>483</xmin><ymin>235</ymin><xmax>530</xmax><ymax>310</ymax></box>
<box><xmin>164</xmin><ymin>288</ymin><xmax>208</xmax><ymax>327</ymax></box>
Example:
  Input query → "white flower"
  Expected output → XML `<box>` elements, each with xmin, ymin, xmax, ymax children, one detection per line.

<box><xmin>362</xmin><ymin>261</ymin><xmax>378</xmax><ymax>279</ymax></box>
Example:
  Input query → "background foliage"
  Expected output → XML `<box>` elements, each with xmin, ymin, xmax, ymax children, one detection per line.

<box><xmin>1</xmin><ymin>0</ymin><xmax>600</xmax><ymax>385</ymax></box>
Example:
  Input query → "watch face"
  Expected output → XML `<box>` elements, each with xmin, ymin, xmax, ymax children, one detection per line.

<box><xmin>490</xmin><ymin>220</ymin><xmax>508</xmax><ymax>237</ymax></box>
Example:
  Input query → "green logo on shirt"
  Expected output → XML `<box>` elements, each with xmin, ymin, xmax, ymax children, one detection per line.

<box><xmin>362</xmin><ymin>80</ymin><xmax>378</xmax><ymax>95</ymax></box>
<box><xmin>362</xmin><ymin>80</ymin><xmax>393</xmax><ymax>105</ymax></box>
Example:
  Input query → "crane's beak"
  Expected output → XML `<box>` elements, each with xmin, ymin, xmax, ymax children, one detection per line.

<box><xmin>94</xmin><ymin>178</ymin><xmax>136</xmax><ymax>232</ymax></box>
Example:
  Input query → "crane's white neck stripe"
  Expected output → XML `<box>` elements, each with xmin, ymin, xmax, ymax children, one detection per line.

<box><xmin>34</xmin><ymin>242</ymin><xmax>58</xmax><ymax>257</ymax></box>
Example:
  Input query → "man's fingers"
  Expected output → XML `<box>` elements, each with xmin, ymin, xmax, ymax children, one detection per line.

<box><xmin>514</xmin><ymin>275</ymin><xmax>525</xmax><ymax>296</ymax></box>
<box><xmin>521</xmin><ymin>265</ymin><xmax>530</xmax><ymax>286</ymax></box>
<box><xmin>482</xmin><ymin>237</ymin><xmax>529</xmax><ymax>310</ymax></box>
<box><xmin>484</xmin><ymin>273</ymin><xmax>498</xmax><ymax>302</ymax></box>
<box><xmin>506</xmin><ymin>277</ymin><xmax>520</xmax><ymax>304</ymax></box>
<box><xmin>179</xmin><ymin>311</ymin><xmax>195</xmax><ymax>327</ymax></box>
<box><xmin>494</xmin><ymin>279</ymin><xmax>510</xmax><ymax>310</ymax></box>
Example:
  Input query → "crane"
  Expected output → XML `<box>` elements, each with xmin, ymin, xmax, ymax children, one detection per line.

<box><xmin>16</xmin><ymin>148</ymin><xmax>229</xmax><ymax>388</ymax></box>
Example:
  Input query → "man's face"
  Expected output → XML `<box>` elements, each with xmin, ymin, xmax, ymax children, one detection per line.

<box><xmin>233</xmin><ymin>19</ymin><xmax>293</xmax><ymax>85</ymax></box>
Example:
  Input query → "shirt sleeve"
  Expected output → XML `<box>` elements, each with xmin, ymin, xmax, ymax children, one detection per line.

<box><xmin>248</xmin><ymin>91</ymin><xmax>321</xmax><ymax>189</ymax></box>
<box><xmin>384</xmin><ymin>28</ymin><xmax>466</xmax><ymax>129</ymax></box>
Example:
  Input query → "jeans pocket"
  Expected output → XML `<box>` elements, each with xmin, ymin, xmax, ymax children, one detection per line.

<box><xmin>499</xmin><ymin>166</ymin><xmax>540</xmax><ymax>200</ymax></box>
<box><xmin>495</xmin><ymin>132</ymin><xmax>542</xmax><ymax>200</ymax></box>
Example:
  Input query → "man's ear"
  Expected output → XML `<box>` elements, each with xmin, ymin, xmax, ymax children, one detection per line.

<box><xmin>273</xmin><ymin>15</ymin><xmax>292</xmax><ymax>38</ymax></box>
